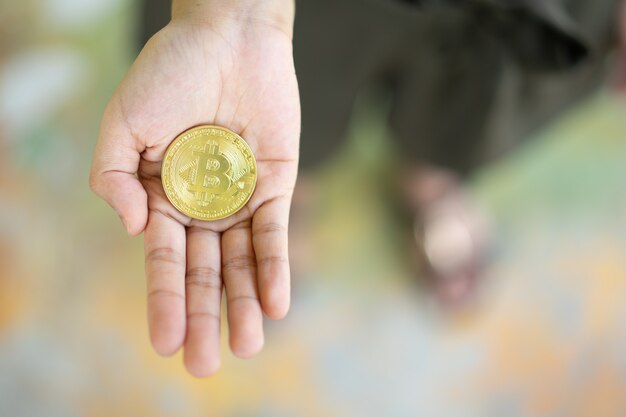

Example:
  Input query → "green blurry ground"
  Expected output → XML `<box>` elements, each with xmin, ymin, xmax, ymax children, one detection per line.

<box><xmin>2</xmin><ymin>1</ymin><xmax>626</xmax><ymax>416</ymax></box>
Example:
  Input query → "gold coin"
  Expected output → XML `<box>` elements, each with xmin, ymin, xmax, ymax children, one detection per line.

<box><xmin>161</xmin><ymin>125</ymin><xmax>257</xmax><ymax>221</ymax></box>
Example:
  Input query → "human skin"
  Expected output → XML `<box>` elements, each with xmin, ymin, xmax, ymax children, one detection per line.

<box><xmin>89</xmin><ymin>0</ymin><xmax>299</xmax><ymax>377</ymax></box>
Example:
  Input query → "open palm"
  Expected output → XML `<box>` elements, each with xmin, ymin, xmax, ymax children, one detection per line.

<box><xmin>90</xmin><ymin>19</ymin><xmax>300</xmax><ymax>377</ymax></box>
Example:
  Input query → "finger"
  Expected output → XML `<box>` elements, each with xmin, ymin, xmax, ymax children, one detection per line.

<box><xmin>252</xmin><ymin>197</ymin><xmax>291</xmax><ymax>320</ymax></box>
<box><xmin>221</xmin><ymin>222</ymin><xmax>264</xmax><ymax>358</ymax></box>
<box><xmin>144</xmin><ymin>209</ymin><xmax>187</xmax><ymax>356</ymax></box>
<box><xmin>89</xmin><ymin>99</ymin><xmax>147</xmax><ymax>236</ymax></box>
<box><xmin>183</xmin><ymin>227</ymin><xmax>223</xmax><ymax>377</ymax></box>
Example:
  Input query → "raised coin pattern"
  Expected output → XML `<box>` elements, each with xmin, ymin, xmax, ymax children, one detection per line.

<box><xmin>161</xmin><ymin>125</ymin><xmax>257</xmax><ymax>221</ymax></box>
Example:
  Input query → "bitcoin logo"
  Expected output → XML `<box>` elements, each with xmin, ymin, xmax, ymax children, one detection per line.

<box><xmin>188</xmin><ymin>143</ymin><xmax>232</xmax><ymax>202</ymax></box>
<box><xmin>161</xmin><ymin>125</ymin><xmax>257</xmax><ymax>221</ymax></box>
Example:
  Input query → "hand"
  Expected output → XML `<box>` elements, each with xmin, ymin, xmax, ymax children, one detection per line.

<box><xmin>89</xmin><ymin>0</ymin><xmax>299</xmax><ymax>377</ymax></box>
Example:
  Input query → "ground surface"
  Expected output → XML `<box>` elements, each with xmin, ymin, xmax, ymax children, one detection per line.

<box><xmin>1</xmin><ymin>1</ymin><xmax>626</xmax><ymax>416</ymax></box>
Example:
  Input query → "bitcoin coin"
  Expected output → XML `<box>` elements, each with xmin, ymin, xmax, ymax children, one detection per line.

<box><xmin>161</xmin><ymin>125</ymin><xmax>257</xmax><ymax>221</ymax></box>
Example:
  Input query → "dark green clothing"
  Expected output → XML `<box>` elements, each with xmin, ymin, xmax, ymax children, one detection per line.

<box><xmin>140</xmin><ymin>0</ymin><xmax>619</xmax><ymax>174</ymax></box>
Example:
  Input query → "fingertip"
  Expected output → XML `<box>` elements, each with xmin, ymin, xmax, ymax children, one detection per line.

<box><xmin>226</xmin><ymin>299</ymin><xmax>265</xmax><ymax>359</ymax></box>
<box><xmin>260</xmin><ymin>274</ymin><xmax>291</xmax><ymax>320</ymax></box>
<box><xmin>150</xmin><ymin>335</ymin><xmax>183</xmax><ymax>357</ymax></box>
<box><xmin>262</xmin><ymin>292</ymin><xmax>290</xmax><ymax>320</ymax></box>
<box><xmin>184</xmin><ymin>354</ymin><xmax>221</xmax><ymax>378</ymax></box>
<box><xmin>183</xmin><ymin>313</ymin><xmax>223</xmax><ymax>378</ymax></box>
<box><xmin>124</xmin><ymin>210</ymin><xmax>148</xmax><ymax>237</ymax></box>
<box><xmin>91</xmin><ymin>169</ymin><xmax>148</xmax><ymax>236</ymax></box>
<box><xmin>148</xmin><ymin>314</ymin><xmax>186</xmax><ymax>357</ymax></box>
<box><xmin>230</xmin><ymin>335</ymin><xmax>264</xmax><ymax>359</ymax></box>
<box><xmin>125</xmin><ymin>189</ymin><xmax>149</xmax><ymax>236</ymax></box>
<box><xmin>127</xmin><ymin>226</ymin><xmax>145</xmax><ymax>237</ymax></box>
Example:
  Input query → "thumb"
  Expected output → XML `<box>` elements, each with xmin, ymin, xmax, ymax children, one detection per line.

<box><xmin>89</xmin><ymin>99</ymin><xmax>148</xmax><ymax>236</ymax></box>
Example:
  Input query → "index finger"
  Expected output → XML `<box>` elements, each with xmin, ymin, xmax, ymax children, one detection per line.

<box><xmin>144</xmin><ymin>209</ymin><xmax>187</xmax><ymax>356</ymax></box>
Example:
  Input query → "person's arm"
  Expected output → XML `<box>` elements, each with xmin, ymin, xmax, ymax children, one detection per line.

<box><xmin>172</xmin><ymin>0</ymin><xmax>295</xmax><ymax>37</ymax></box>
<box><xmin>90</xmin><ymin>0</ymin><xmax>300</xmax><ymax>377</ymax></box>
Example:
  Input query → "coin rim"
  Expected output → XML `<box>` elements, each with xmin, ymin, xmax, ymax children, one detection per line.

<box><xmin>161</xmin><ymin>125</ymin><xmax>257</xmax><ymax>221</ymax></box>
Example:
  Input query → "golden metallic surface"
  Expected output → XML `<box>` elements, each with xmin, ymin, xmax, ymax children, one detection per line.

<box><xmin>161</xmin><ymin>125</ymin><xmax>257</xmax><ymax>221</ymax></box>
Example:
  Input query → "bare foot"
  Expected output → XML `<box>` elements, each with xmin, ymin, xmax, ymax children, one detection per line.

<box><xmin>401</xmin><ymin>166</ymin><xmax>492</xmax><ymax>307</ymax></box>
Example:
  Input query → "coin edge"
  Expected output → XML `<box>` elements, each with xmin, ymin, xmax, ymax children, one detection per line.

<box><xmin>161</xmin><ymin>125</ymin><xmax>257</xmax><ymax>221</ymax></box>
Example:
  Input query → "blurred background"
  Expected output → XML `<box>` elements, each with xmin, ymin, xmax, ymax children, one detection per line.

<box><xmin>2</xmin><ymin>0</ymin><xmax>626</xmax><ymax>416</ymax></box>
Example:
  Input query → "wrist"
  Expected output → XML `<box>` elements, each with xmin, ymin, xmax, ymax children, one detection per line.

<box><xmin>172</xmin><ymin>0</ymin><xmax>295</xmax><ymax>38</ymax></box>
